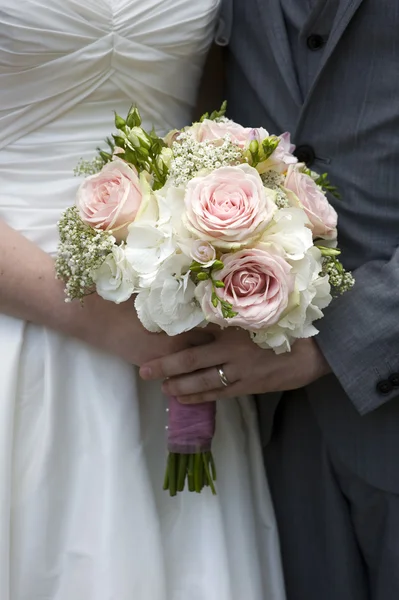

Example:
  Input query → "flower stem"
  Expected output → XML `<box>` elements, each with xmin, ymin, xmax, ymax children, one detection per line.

<box><xmin>188</xmin><ymin>454</ymin><xmax>195</xmax><ymax>492</ymax></box>
<box><xmin>163</xmin><ymin>455</ymin><xmax>170</xmax><ymax>491</ymax></box>
<box><xmin>169</xmin><ymin>453</ymin><xmax>177</xmax><ymax>497</ymax></box>
<box><xmin>177</xmin><ymin>454</ymin><xmax>188</xmax><ymax>492</ymax></box>
<box><xmin>203</xmin><ymin>453</ymin><xmax>217</xmax><ymax>495</ymax></box>
<box><xmin>163</xmin><ymin>451</ymin><xmax>217</xmax><ymax>496</ymax></box>
<box><xmin>194</xmin><ymin>453</ymin><xmax>202</xmax><ymax>493</ymax></box>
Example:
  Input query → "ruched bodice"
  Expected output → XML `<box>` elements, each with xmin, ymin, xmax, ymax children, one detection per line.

<box><xmin>0</xmin><ymin>0</ymin><xmax>219</xmax><ymax>252</ymax></box>
<box><xmin>0</xmin><ymin>0</ymin><xmax>218</xmax><ymax>145</ymax></box>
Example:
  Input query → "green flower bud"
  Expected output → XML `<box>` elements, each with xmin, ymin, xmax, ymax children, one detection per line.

<box><xmin>262</xmin><ymin>136</ymin><xmax>280</xmax><ymax>159</ymax></box>
<box><xmin>214</xmin><ymin>280</ymin><xmax>225</xmax><ymax>288</ymax></box>
<box><xmin>114</xmin><ymin>112</ymin><xmax>126</xmax><ymax>130</ymax></box>
<box><xmin>126</xmin><ymin>106</ymin><xmax>142</xmax><ymax>128</ymax></box>
<box><xmin>136</xmin><ymin>146</ymin><xmax>149</xmax><ymax>160</ymax></box>
<box><xmin>98</xmin><ymin>150</ymin><xmax>112</xmax><ymax>163</ymax></box>
<box><xmin>197</xmin><ymin>272</ymin><xmax>210</xmax><ymax>281</ymax></box>
<box><xmin>318</xmin><ymin>246</ymin><xmax>341</xmax><ymax>257</ymax></box>
<box><xmin>249</xmin><ymin>140</ymin><xmax>259</xmax><ymax>155</ymax></box>
<box><xmin>112</xmin><ymin>134</ymin><xmax>126</xmax><ymax>148</ymax></box>
<box><xmin>129</xmin><ymin>127</ymin><xmax>152</xmax><ymax>150</ymax></box>
<box><xmin>211</xmin><ymin>260</ymin><xmax>224</xmax><ymax>270</ymax></box>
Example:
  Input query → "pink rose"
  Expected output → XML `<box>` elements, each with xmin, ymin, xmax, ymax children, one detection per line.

<box><xmin>284</xmin><ymin>165</ymin><xmax>338</xmax><ymax>239</ymax></box>
<box><xmin>76</xmin><ymin>158</ymin><xmax>143</xmax><ymax>241</ymax></box>
<box><xmin>191</xmin><ymin>119</ymin><xmax>268</xmax><ymax>148</ymax></box>
<box><xmin>183</xmin><ymin>164</ymin><xmax>276</xmax><ymax>248</ymax></box>
<box><xmin>196</xmin><ymin>245</ymin><xmax>295</xmax><ymax>329</ymax></box>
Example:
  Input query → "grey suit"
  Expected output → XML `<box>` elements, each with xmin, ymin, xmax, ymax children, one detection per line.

<box><xmin>217</xmin><ymin>0</ymin><xmax>399</xmax><ymax>598</ymax></box>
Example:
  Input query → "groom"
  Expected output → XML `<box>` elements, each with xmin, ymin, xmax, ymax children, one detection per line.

<box><xmin>141</xmin><ymin>1</ymin><xmax>399</xmax><ymax>598</ymax></box>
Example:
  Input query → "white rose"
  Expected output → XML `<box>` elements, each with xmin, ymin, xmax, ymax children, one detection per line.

<box><xmin>190</xmin><ymin>240</ymin><xmax>216</xmax><ymax>267</ymax></box>
<box><xmin>93</xmin><ymin>245</ymin><xmax>137</xmax><ymax>303</ymax></box>
<box><xmin>135</xmin><ymin>254</ymin><xmax>205</xmax><ymax>335</ymax></box>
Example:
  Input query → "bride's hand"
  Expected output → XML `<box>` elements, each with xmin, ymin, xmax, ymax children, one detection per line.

<box><xmin>139</xmin><ymin>326</ymin><xmax>330</xmax><ymax>402</ymax></box>
<box><xmin>81</xmin><ymin>294</ymin><xmax>212</xmax><ymax>366</ymax></box>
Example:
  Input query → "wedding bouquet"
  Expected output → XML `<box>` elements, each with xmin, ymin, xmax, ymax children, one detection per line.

<box><xmin>56</xmin><ymin>103</ymin><xmax>354</xmax><ymax>496</ymax></box>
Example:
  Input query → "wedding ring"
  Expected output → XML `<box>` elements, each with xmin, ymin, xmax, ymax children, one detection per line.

<box><xmin>217</xmin><ymin>365</ymin><xmax>230</xmax><ymax>387</ymax></box>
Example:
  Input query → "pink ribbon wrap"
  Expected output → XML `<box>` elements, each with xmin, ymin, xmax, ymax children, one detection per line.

<box><xmin>167</xmin><ymin>396</ymin><xmax>216</xmax><ymax>454</ymax></box>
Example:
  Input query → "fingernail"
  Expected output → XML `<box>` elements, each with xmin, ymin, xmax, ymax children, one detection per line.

<box><xmin>161</xmin><ymin>382</ymin><xmax>169</xmax><ymax>394</ymax></box>
<box><xmin>140</xmin><ymin>366</ymin><xmax>152</xmax><ymax>379</ymax></box>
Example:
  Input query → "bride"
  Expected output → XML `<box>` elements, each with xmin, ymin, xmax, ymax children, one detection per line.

<box><xmin>0</xmin><ymin>1</ymin><xmax>286</xmax><ymax>599</ymax></box>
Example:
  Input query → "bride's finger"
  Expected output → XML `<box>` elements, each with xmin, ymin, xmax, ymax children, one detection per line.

<box><xmin>162</xmin><ymin>364</ymin><xmax>238</xmax><ymax>397</ymax></box>
<box><xmin>139</xmin><ymin>342</ymin><xmax>229</xmax><ymax>380</ymax></box>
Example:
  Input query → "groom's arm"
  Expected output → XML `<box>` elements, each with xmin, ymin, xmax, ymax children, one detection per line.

<box><xmin>316</xmin><ymin>247</ymin><xmax>399</xmax><ymax>415</ymax></box>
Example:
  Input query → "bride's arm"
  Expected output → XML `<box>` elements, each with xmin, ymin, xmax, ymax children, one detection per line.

<box><xmin>0</xmin><ymin>220</ymin><xmax>208</xmax><ymax>364</ymax></box>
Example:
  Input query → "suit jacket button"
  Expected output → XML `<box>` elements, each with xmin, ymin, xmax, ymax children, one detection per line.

<box><xmin>307</xmin><ymin>34</ymin><xmax>325</xmax><ymax>51</ymax></box>
<box><xmin>294</xmin><ymin>145</ymin><xmax>316</xmax><ymax>167</ymax></box>
<box><xmin>376</xmin><ymin>380</ymin><xmax>394</xmax><ymax>395</ymax></box>
<box><xmin>389</xmin><ymin>373</ymin><xmax>399</xmax><ymax>387</ymax></box>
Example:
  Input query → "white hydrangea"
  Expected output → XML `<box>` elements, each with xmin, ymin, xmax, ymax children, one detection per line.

<box><xmin>93</xmin><ymin>244</ymin><xmax>137</xmax><ymax>303</ymax></box>
<box><xmin>135</xmin><ymin>254</ymin><xmax>205</xmax><ymax>335</ymax></box>
<box><xmin>260</xmin><ymin>207</ymin><xmax>313</xmax><ymax>261</ymax></box>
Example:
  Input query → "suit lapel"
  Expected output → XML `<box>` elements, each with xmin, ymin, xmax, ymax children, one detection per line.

<box><xmin>255</xmin><ymin>0</ymin><xmax>302</xmax><ymax>107</ymax></box>
<box><xmin>305</xmin><ymin>0</ymin><xmax>365</xmax><ymax>100</ymax></box>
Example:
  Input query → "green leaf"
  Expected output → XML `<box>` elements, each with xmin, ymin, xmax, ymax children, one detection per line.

<box><xmin>199</xmin><ymin>101</ymin><xmax>228</xmax><ymax>123</ymax></box>
<box><xmin>208</xmin><ymin>100</ymin><xmax>228</xmax><ymax>121</ymax></box>
<box><xmin>315</xmin><ymin>172</ymin><xmax>341</xmax><ymax>199</ymax></box>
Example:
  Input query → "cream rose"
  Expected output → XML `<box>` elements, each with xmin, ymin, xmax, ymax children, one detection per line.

<box><xmin>76</xmin><ymin>158</ymin><xmax>143</xmax><ymax>241</ymax></box>
<box><xmin>183</xmin><ymin>163</ymin><xmax>276</xmax><ymax>248</ymax></box>
<box><xmin>190</xmin><ymin>240</ymin><xmax>217</xmax><ymax>267</ymax></box>
<box><xmin>284</xmin><ymin>165</ymin><xmax>338</xmax><ymax>239</ymax></box>
<box><xmin>196</xmin><ymin>245</ymin><xmax>295</xmax><ymax>330</ymax></box>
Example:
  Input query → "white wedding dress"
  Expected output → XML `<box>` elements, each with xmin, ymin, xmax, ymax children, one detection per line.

<box><xmin>0</xmin><ymin>2</ymin><xmax>286</xmax><ymax>599</ymax></box>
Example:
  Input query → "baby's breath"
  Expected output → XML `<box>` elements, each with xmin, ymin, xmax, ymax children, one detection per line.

<box><xmin>260</xmin><ymin>171</ymin><xmax>290</xmax><ymax>208</ymax></box>
<box><xmin>274</xmin><ymin>189</ymin><xmax>291</xmax><ymax>209</ymax></box>
<box><xmin>321</xmin><ymin>256</ymin><xmax>355</xmax><ymax>296</ymax></box>
<box><xmin>260</xmin><ymin>170</ymin><xmax>284</xmax><ymax>189</ymax></box>
<box><xmin>74</xmin><ymin>156</ymin><xmax>105</xmax><ymax>177</ymax></box>
<box><xmin>56</xmin><ymin>207</ymin><xmax>115</xmax><ymax>301</ymax></box>
<box><xmin>169</xmin><ymin>132</ymin><xmax>243</xmax><ymax>186</ymax></box>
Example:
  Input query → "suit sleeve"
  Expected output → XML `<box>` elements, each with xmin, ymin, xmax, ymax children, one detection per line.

<box><xmin>315</xmin><ymin>248</ymin><xmax>399</xmax><ymax>415</ymax></box>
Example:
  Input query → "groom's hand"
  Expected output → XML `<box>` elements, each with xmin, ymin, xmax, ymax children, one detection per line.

<box><xmin>139</xmin><ymin>327</ymin><xmax>331</xmax><ymax>403</ymax></box>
